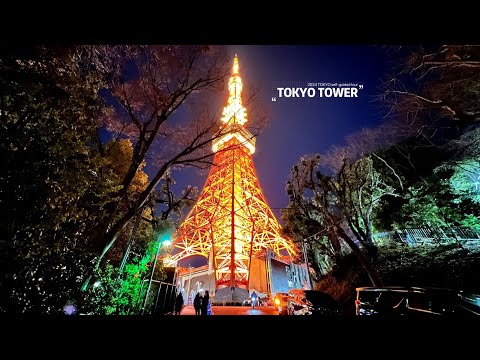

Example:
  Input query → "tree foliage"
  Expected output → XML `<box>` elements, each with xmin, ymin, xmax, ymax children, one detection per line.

<box><xmin>98</xmin><ymin>139</ymin><xmax>154</xmax><ymax>266</ymax></box>
<box><xmin>370</xmin><ymin>45</ymin><xmax>480</xmax><ymax>232</ymax></box>
<box><xmin>83</xmin><ymin>45</ymin><xmax>253</xmax><ymax>277</ymax></box>
<box><xmin>81</xmin><ymin>239</ymin><xmax>167</xmax><ymax>315</ymax></box>
<box><xmin>283</xmin><ymin>153</ymin><xmax>386</xmax><ymax>287</ymax></box>
<box><xmin>0</xmin><ymin>45</ymin><xmax>263</xmax><ymax>312</ymax></box>
<box><xmin>284</xmin><ymin>45</ymin><xmax>480</xmax><ymax>294</ymax></box>
<box><xmin>0</xmin><ymin>46</ymin><xmax>110</xmax><ymax>313</ymax></box>
<box><xmin>384</xmin><ymin>161</ymin><xmax>480</xmax><ymax>231</ymax></box>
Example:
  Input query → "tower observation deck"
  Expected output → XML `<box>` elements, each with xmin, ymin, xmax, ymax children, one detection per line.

<box><xmin>165</xmin><ymin>55</ymin><xmax>296</xmax><ymax>291</ymax></box>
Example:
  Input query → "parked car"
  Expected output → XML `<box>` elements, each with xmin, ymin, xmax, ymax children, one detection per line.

<box><xmin>287</xmin><ymin>289</ymin><xmax>342</xmax><ymax>316</ymax></box>
<box><xmin>263</xmin><ymin>294</ymin><xmax>275</xmax><ymax>306</ymax></box>
<box><xmin>355</xmin><ymin>286</ymin><xmax>480</xmax><ymax>317</ymax></box>
<box><xmin>258</xmin><ymin>295</ymin><xmax>271</xmax><ymax>307</ymax></box>
<box><xmin>273</xmin><ymin>292</ymin><xmax>289</xmax><ymax>315</ymax></box>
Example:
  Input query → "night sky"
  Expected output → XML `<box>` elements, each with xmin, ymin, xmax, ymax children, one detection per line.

<box><xmin>168</xmin><ymin>45</ymin><xmax>392</xmax><ymax>222</ymax></box>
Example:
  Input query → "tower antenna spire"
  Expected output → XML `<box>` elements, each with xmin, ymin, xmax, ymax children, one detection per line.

<box><xmin>167</xmin><ymin>55</ymin><xmax>296</xmax><ymax>291</ymax></box>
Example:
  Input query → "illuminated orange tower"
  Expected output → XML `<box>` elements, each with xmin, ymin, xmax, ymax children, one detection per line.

<box><xmin>166</xmin><ymin>55</ymin><xmax>296</xmax><ymax>289</ymax></box>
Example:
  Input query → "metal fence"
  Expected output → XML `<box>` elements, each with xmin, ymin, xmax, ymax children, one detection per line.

<box><xmin>373</xmin><ymin>226</ymin><xmax>480</xmax><ymax>249</ymax></box>
<box><xmin>134</xmin><ymin>279</ymin><xmax>178</xmax><ymax>315</ymax></box>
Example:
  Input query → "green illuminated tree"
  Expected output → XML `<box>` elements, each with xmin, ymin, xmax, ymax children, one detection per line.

<box><xmin>391</xmin><ymin>161</ymin><xmax>480</xmax><ymax>231</ymax></box>
<box><xmin>81</xmin><ymin>238</ymin><xmax>168</xmax><ymax>315</ymax></box>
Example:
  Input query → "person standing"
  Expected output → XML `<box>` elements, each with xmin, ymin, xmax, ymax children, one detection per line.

<box><xmin>201</xmin><ymin>290</ymin><xmax>210</xmax><ymax>315</ymax></box>
<box><xmin>250</xmin><ymin>290</ymin><xmax>258</xmax><ymax>309</ymax></box>
<box><xmin>174</xmin><ymin>291</ymin><xmax>184</xmax><ymax>315</ymax></box>
<box><xmin>193</xmin><ymin>292</ymin><xmax>202</xmax><ymax>315</ymax></box>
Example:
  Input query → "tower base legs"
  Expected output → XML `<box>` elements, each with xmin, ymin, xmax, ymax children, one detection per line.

<box><xmin>212</xmin><ymin>287</ymin><xmax>249</xmax><ymax>304</ymax></box>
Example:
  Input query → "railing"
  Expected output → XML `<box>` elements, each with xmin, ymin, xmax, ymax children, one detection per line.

<box><xmin>373</xmin><ymin>226</ymin><xmax>480</xmax><ymax>248</ymax></box>
<box><xmin>134</xmin><ymin>279</ymin><xmax>177</xmax><ymax>315</ymax></box>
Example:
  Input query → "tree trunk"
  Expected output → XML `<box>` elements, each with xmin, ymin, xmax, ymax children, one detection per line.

<box><xmin>81</xmin><ymin>207</ymin><xmax>137</xmax><ymax>291</ymax></box>
<box><xmin>337</xmin><ymin>227</ymin><xmax>383</xmax><ymax>287</ymax></box>
<box><xmin>306</xmin><ymin>247</ymin><xmax>322</xmax><ymax>283</ymax></box>
<box><xmin>364</xmin><ymin>223</ymin><xmax>378</xmax><ymax>258</ymax></box>
<box><xmin>82</xmin><ymin>160</ymin><xmax>173</xmax><ymax>291</ymax></box>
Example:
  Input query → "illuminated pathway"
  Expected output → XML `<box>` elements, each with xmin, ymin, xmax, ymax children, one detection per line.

<box><xmin>179</xmin><ymin>305</ymin><xmax>279</xmax><ymax>315</ymax></box>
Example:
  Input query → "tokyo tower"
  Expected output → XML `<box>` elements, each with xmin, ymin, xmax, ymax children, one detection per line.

<box><xmin>166</xmin><ymin>55</ymin><xmax>296</xmax><ymax>289</ymax></box>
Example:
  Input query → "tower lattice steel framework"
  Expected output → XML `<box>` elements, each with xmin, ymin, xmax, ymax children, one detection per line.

<box><xmin>165</xmin><ymin>55</ymin><xmax>296</xmax><ymax>288</ymax></box>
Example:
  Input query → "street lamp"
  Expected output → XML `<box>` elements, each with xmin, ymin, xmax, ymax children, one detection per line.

<box><xmin>187</xmin><ymin>265</ymin><xmax>193</xmax><ymax>305</ymax></box>
<box><xmin>141</xmin><ymin>237</ymin><xmax>171</xmax><ymax>315</ymax></box>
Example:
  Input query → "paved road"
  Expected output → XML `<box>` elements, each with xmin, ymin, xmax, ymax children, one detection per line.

<box><xmin>180</xmin><ymin>304</ymin><xmax>279</xmax><ymax>315</ymax></box>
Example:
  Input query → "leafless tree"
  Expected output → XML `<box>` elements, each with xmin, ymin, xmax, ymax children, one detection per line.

<box><xmin>379</xmin><ymin>45</ymin><xmax>480</xmax><ymax>143</ymax></box>
<box><xmin>286</xmin><ymin>154</ymin><xmax>388</xmax><ymax>287</ymax></box>
<box><xmin>79</xmin><ymin>46</ymin><xmax>268</xmax><ymax>288</ymax></box>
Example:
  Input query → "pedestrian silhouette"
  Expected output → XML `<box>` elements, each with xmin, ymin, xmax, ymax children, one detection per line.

<box><xmin>174</xmin><ymin>291</ymin><xmax>184</xmax><ymax>315</ymax></box>
<box><xmin>201</xmin><ymin>290</ymin><xmax>210</xmax><ymax>315</ymax></box>
<box><xmin>193</xmin><ymin>292</ymin><xmax>202</xmax><ymax>315</ymax></box>
<box><xmin>250</xmin><ymin>290</ymin><xmax>258</xmax><ymax>308</ymax></box>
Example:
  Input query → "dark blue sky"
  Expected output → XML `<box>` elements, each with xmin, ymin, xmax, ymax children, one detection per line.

<box><xmin>169</xmin><ymin>45</ymin><xmax>391</xmax><ymax>222</ymax></box>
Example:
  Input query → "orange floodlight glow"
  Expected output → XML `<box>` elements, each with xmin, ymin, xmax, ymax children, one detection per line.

<box><xmin>166</xmin><ymin>55</ymin><xmax>296</xmax><ymax>288</ymax></box>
